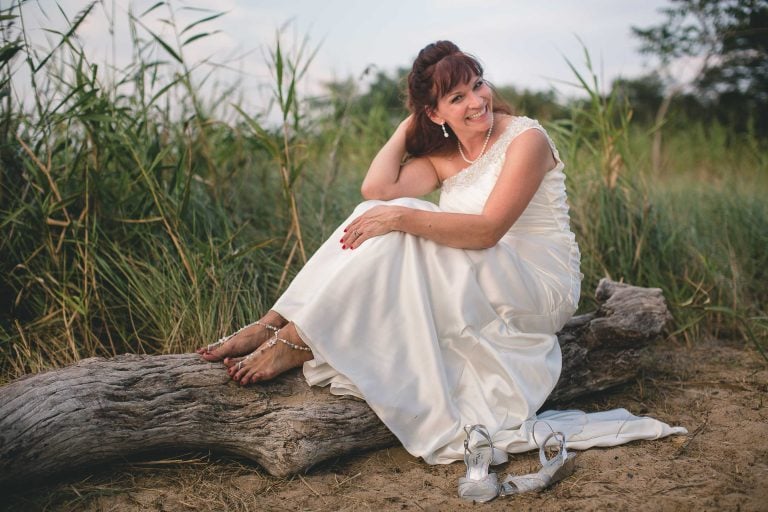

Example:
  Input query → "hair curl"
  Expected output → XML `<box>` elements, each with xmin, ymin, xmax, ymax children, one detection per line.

<box><xmin>405</xmin><ymin>41</ymin><xmax>512</xmax><ymax>157</ymax></box>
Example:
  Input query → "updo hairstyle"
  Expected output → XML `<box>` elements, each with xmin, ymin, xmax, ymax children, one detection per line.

<box><xmin>405</xmin><ymin>41</ymin><xmax>511</xmax><ymax>157</ymax></box>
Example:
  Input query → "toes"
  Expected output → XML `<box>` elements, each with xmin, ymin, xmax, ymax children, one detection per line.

<box><xmin>232</xmin><ymin>366</ymin><xmax>247</xmax><ymax>382</ymax></box>
<box><xmin>226</xmin><ymin>356</ymin><xmax>250</xmax><ymax>377</ymax></box>
<box><xmin>201</xmin><ymin>351</ymin><xmax>222</xmax><ymax>362</ymax></box>
<box><xmin>223</xmin><ymin>356</ymin><xmax>244</xmax><ymax>368</ymax></box>
<box><xmin>250</xmin><ymin>369</ymin><xmax>275</xmax><ymax>383</ymax></box>
<box><xmin>220</xmin><ymin>327</ymin><xmax>309</xmax><ymax>385</ymax></box>
<box><xmin>247</xmin><ymin>369</ymin><xmax>267</xmax><ymax>384</ymax></box>
<box><xmin>240</xmin><ymin>367</ymin><xmax>259</xmax><ymax>385</ymax></box>
<box><xmin>231</xmin><ymin>356</ymin><xmax>258</xmax><ymax>382</ymax></box>
<box><xmin>238</xmin><ymin>365</ymin><xmax>258</xmax><ymax>385</ymax></box>
<box><xmin>196</xmin><ymin>346</ymin><xmax>214</xmax><ymax>357</ymax></box>
<box><xmin>235</xmin><ymin>366</ymin><xmax>249</xmax><ymax>383</ymax></box>
<box><xmin>246</xmin><ymin>370</ymin><xmax>272</xmax><ymax>385</ymax></box>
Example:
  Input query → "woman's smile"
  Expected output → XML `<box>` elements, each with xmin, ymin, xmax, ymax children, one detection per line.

<box><xmin>466</xmin><ymin>105</ymin><xmax>488</xmax><ymax>121</ymax></box>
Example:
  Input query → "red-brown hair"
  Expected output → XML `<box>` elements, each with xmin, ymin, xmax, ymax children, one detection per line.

<box><xmin>405</xmin><ymin>41</ymin><xmax>512</xmax><ymax>157</ymax></box>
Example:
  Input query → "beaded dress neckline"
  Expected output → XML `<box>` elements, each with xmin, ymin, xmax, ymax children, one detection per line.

<box><xmin>441</xmin><ymin>116</ymin><xmax>535</xmax><ymax>194</ymax></box>
<box><xmin>443</xmin><ymin>117</ymin><xmax>516</xmax><ymax>187</ymax></box>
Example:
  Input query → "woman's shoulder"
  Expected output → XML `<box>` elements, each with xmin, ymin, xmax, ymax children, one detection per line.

<box><xmin>501</xmin><ymin>115</ymin><xmax>558</xmax><ymax>146</ymax></box>
<box><xmin>497</xmin><ymin>115</ymin><xmax>546</xmax><ymax>138</ymax></box>
<box><xmin>499</xmin><ymin>115</ymin><xmax>561</xmax><ymax>168</ymax></box>
<box><xmin>492</xmin><ymin>115</ymin><xmax>550</xmax><ymax>153</ymax></box>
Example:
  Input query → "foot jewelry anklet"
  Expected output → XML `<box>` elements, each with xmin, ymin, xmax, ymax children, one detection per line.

<box><xmin>207</xmin><ymin>320</ymin><xmax>279</xmax><ymax>352</ymax></box>
<box><xmin>275</xmin><ymin>335</ymin><xmax>312</xmax><ymax>351</ymax></box>
<box><xmin>235</xmin><ymin>333</ymin><xmax>312</xmax><ymax>370</ymax></box>
<box><xmin>254</xmin><ymin>334</ymin><xmax>312</xmax><ymax>353</ymax></box>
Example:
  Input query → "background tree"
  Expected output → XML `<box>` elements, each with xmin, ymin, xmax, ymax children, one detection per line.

<box><xmin>632</xmin><ymin>0</ymin><xmax>768</xmax><ymax>169</ymax></box>
<box><xmin>495</xmin><ymin>86</ymin><xmax>569</xmax><ymax>121</ymax></box>
<box><xmin>611</xmin><ymin>73</ymin><xmax>665</xmax><ymax>126</ymax></box>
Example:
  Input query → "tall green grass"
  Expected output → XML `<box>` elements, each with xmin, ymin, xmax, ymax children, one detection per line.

<box><xmin>1</xmin><ymin>2</ymin><xmax>765</xmax><ymax>383</ymax></box>
<box><xmin>551</xmin><ymin>47</ymin><xmax>768</xmax><ymax>356</ymax></box>
<box><xmin>0</xmin><ymin>2</ymin><xmax>309</xmax><ymax>380</ymax></box>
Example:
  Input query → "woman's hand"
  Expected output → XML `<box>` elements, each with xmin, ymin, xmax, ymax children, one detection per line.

<box><xmin>340</xmin><ymin>206</ymin><xmax>406</xmax><ymax>250</ymax></box>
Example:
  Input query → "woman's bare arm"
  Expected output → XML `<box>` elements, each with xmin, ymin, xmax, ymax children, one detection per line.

<box><xmin>343</xmin><ymin>129</ymin><xmax>555</xmax><ymax>250</ymax></box>
<box><xmin>360</xmin><ymin>116</ymin><xmax>440</xmax><ymax>200</ymax></box>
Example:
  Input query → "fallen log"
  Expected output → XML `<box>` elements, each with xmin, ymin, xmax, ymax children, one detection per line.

<box><xmin>0</xmin><ymin>279</ymin><xmax>670</xmax><ymax>485</ymax></box>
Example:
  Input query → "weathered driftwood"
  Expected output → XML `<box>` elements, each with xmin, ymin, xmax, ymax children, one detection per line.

<box><xmin>0</xmin><ymin>279</ymin><xmax>670</xmax><ymax>485</ymax></box>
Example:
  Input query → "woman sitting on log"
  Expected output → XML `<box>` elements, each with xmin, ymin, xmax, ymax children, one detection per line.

<box><xmin>197</xmin><ymin>40</ymin><xmax>684</xmax><ymax>501</ymax></box>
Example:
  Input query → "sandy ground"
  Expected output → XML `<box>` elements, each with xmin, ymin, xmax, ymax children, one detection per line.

<box><xmin>2</xmin><ymin>338</ymin><xmax>767</xmax><ymax>511</ymax></box>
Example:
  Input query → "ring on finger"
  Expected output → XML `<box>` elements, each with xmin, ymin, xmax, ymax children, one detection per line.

<box><xmin>354</xmin><ymin>230</ymin><xmax>362</xmax><ymax>237</ymax></box>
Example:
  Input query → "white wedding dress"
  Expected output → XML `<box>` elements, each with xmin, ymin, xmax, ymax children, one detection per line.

<box><xmin>273</xmin><ymin>116</ymin><xmax>685</xmax><ymax>464</ymax></box>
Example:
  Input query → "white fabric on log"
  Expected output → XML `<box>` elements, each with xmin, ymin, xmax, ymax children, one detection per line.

<box><xmin>273</xmin><ymin>116</ymin><xmax>686</xmax><ymax>464</ymax></box>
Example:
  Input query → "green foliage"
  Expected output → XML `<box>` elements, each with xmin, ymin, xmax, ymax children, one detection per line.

<box><xmin>554</xmin><ymin>45</ymin><xmax>767</xmax><ymax>357</ymax></box>
<box><xmin>235</xmin><ymin>30</ymin><xmax>320</xmax><ymax>290</ymax></box>
<box><xmin>0</xmin><ymin>2</ymin><xmax>287</xmax><ymax>380</ymax></box>
<box><xmin>632</xmin><ymin>0</ymin><xmax>768</xmax><ymax>134</ymax></box>
<box><xmin>0</xmin><ymin>2</ymin><xmax>765</xmax><ymax>383</ymax></box>
<box><xmin>354</xmin><ymin>67</ymin><xmax>409</xmax><ymax>120</ymax></box>
<box><xmin>495</xmin><ymin>86</ymin><xmax>569</xmax><ymax>122</ymax></box>
<box><xmin>611</xmin><ymin>73</ymin><xmax>665</xmax><ymax>126</ymax></box>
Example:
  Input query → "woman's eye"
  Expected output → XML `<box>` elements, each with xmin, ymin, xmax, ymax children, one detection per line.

<box><xmin>451</xmin><ymin>95</ymin><xmax>462</xmax><ymax>103</ymax></box>
<box><xmin>474</xmin><ymin>79</ymin><xmax>484</xmax><ymax>89</ymax></box>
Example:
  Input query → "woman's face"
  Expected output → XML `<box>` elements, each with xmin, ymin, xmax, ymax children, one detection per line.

<box><xmin>432</xmin><ymin>75</ymin><xmax>493</xmax><ymax>134</ymax></box>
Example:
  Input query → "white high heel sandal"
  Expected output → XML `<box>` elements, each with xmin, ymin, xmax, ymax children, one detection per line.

<box><xmin>499</xmin><ymin>431</ymin><xmax>576</xmax><ymax>496</ymax></box>
<box><xmin>457</xmin><ymin>424</ymin><xmax>499</xmax><ymax>503</ymax></box>
<box><xmin>457</xmin><ymin>425</ymin><xmax>577</xmax><ymax>502</ymax></box>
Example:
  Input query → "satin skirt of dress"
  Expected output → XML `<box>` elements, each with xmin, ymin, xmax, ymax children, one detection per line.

<box><xmin>273</xmin><ymin>198</ymin><xmax>687</xmax><ymax>462</ymax></box>
<box><xmin>273</xmin><ymin>198</ymin><xmax>586</xmax><ymax>463</ymax></box>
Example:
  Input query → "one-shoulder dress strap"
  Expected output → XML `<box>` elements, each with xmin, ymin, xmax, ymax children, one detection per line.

<box><xmin>441</xmin><ymin>116</ymin><xmax>562</xmax><ymax>194</ymax></box>
<box><xmin>508</xmin><ymin>116</ymin><xmax>563</xmax><ymax>166</ymax></box>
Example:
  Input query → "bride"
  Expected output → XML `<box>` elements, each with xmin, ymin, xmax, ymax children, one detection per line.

<box><xmin>197</xmin><ymin>40</ymin><xmax>684</xmax><ymax>491</ymax></box>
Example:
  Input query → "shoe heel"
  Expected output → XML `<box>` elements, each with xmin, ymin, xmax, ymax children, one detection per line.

<box><xmin>458</xmin><ymin>424</ymin><xmax>499</xmax><ymax>503</ymax></box>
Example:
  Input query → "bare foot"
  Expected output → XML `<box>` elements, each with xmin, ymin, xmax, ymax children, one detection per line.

<box><xmin>227</xmin><ymin>323</ymin><xmax>313</xmax><ymax>385</ymax></box>
<box><xmin>196</xmin><ymin>311</ymin><xmax>287</xmax><ymax>362</ymax></box>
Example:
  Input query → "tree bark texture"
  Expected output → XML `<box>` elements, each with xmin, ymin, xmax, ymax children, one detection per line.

<box><xmin>0</xmin><ymin>279</ymin><xmax>670</xmax><ymax>485</ymax></box>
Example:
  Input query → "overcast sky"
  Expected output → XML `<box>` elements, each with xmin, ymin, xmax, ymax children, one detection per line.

<box><xmin>18</xmin><ymin>1</ymin><xmax>676</xmax><ymax>109</ymax></box>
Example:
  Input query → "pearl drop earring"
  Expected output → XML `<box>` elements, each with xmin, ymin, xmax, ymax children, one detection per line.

<box><xmin>441</xmin><ymin>122</ymin><xmax>449</xmax><ymax>138</ymax></box>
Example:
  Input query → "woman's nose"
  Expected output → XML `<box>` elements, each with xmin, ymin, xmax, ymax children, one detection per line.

<box><xmin>468</xmin><ymin>90</ymin><xmax>484</xmax><ymax>108</ymax></box>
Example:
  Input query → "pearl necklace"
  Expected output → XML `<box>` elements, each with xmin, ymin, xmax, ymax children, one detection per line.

<box><xmin>457</xmin><ymin>111</ymin><xmax>494</xmax><ymax>164</ymax></box>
